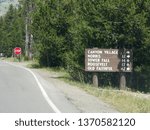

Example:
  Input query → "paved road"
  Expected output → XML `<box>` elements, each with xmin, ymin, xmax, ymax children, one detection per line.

<box><xmin>0</xmin><ymin>61</ymin><xmax>79</xmax><ymax>113</ymax></box>
<box><xmin>0</xmin><ymin>61</ymin><xmax>118</xmax><ymax>113</ymax></box>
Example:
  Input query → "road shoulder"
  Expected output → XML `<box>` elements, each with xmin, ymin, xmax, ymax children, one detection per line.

<box><xmin>6</xmin><ymin>61</ymin><xmax>119</xmax><ymax>113</ymax></box>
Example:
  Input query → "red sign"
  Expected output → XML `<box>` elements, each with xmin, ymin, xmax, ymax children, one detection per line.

<box><xmin>14</xmin><ymin>47</ymin><xmax>22</xmax><ymax>55</ymax></box>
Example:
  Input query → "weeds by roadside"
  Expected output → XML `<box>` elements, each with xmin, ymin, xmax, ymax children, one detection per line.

<box><xmin>36</xmin><ymin>65</ymin><xmax>150</xmax><ymax>113</ymax></box>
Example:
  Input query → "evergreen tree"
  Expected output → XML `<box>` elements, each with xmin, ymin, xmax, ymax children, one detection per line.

<box><xmin>1</xmin><ymin>0</ymin><xmax>150</xmax><ymax>92</ymax></box>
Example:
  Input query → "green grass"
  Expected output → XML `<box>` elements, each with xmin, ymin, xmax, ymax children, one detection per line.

<box><xmin>27</xmin><ymin>62</ymin><xmax>41</xmax><ymax>68</ymax></box>
<box><xmin>64</xmin><ymin>80</ymin><xmax>150</xmax><ymax>112</ymax></box>
<box><xmin>98</xmin><ymin>90</ymin><xmax>150</xmax><ymax>112</ymax></box>
<box><xmin>43</xmin><ymin>67</ymin><xmax>150</xmax><ymax>113</ymax></box>
<box><xmin>9</xmin><ymin>61</ymin><xmax>150</xmax><ymax>113</ymax></box>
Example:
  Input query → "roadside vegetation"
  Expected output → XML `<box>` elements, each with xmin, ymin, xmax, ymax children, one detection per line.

<box><xmin>0</xmin><ymin>0</ymin><xmax>150</xmax><ymax>93</ymax></box>
<box><xmin>47</xmin><ymin>67</ymin><xmax>150</xmax><ymax>113</ymax></box>
<box><xmin>25</xmin><ymin>61</ymin><xmax>150</xmax><ymax>113</ymax></box>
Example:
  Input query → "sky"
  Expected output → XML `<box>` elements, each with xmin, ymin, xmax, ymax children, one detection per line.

<box><xmin>0</xmin><ymin>0</ymin><xmax>19</xmax><ymax>16</ymax></box>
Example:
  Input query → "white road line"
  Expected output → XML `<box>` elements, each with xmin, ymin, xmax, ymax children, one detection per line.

<box><xmin>5</xmin><ymin>62</ymin><xmax>61</xmax><ymax>113</ymax></box>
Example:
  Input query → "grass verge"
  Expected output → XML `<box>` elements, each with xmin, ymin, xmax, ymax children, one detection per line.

<box><xmin>43</xmin><ymin>67</ymin><xmax>150</xmax><ymax>113</ymax></box>
<box><xmin>17</xmin><ymin>61</ymin><xmax>150</xmax><ymax>112</ymax></box>
<box><xmin>61</xmin><ymin>78</ymin><xmax>150</xmax><ymax>112</ymax></box>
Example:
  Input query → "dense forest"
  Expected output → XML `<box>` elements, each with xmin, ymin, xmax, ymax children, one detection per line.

<box><xmin>0</xmin><ymin>0</ymin><xmax>150</xmax><ymax>92</ymax></box>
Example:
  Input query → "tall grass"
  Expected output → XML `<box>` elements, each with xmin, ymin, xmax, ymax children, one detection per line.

<box><xmin>60</xmin><ymin>75</ymin><xmax>150</xmax><ymax>112</ymax></box>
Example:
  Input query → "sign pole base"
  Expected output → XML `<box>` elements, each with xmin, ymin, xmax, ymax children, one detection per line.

<box><xmin>119</xmin><ymin>73</ymin><xmax>126</xmax><ymax>90</ymax></box>
<box><xmin>92</xmin><ymin>73</ymin><xmax>98</xmax><ymax>87</ymax></box>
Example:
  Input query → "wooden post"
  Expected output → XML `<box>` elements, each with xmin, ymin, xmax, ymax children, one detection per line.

<box><xmin>119</xmin><ymin>72</ymin><xmax>126</xmax><ymax>90</ymax></box>
<box><xmin>92</xmin><ymin>73</ymin><xmax>98</xmax><ymax>87</ymax></box>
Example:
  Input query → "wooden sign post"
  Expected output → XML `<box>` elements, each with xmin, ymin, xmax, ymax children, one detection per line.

<box><xmin>92</xmin><ymin>73</ymin><xmax>98</xmax><ymax>87</ymax></box>
<box><xmin>119</xmin><ymin>73</ymin><xmax>126</xmax><ymax>90</ymax></box>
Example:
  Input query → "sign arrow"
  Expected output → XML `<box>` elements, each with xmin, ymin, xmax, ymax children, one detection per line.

<box><xmin>126</xmin><ymin>63</ymin><xmax>130</xmax><ymax>66</ymax></box>
<box><xmin>126</xmin><ymin>51</ymin><xmax>130</xmax><ymax>54</ymax></box>
<box><xmin>126</xmin><ymin>68</ymin><xmax>130</xmax><ymax>71</ymax></box>
<box><xmin>127</xmin><ymin>59</ymin><xmax>130</xmax><ymax>62</ymax></box>
<box><xmin>127</xmin><ymin>55</ymin><xmax>130</xmax><ymax>58</ymax></box>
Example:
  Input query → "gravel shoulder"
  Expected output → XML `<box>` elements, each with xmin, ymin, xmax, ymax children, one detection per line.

<box><xmin>33</xmin><ymin>68</ymin><xmax>119</xmax><ymax>113</ymax></box>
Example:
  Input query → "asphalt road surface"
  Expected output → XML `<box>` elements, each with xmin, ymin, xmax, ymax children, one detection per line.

<box><xmin>0</xmin><ymin>61</ymin><xmax>118</xmax><ymax>113</ymax></box>
<box><xmin>0</xmin><ymin>61</ymin><xmax>79</xmax><ymax>113</ymax></box>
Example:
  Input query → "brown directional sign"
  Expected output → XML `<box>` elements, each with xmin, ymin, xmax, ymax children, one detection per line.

<box><xmin>85</xmin><ymin>48</ymin><xmax>132</xmax><ymax>72</ymax></box>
